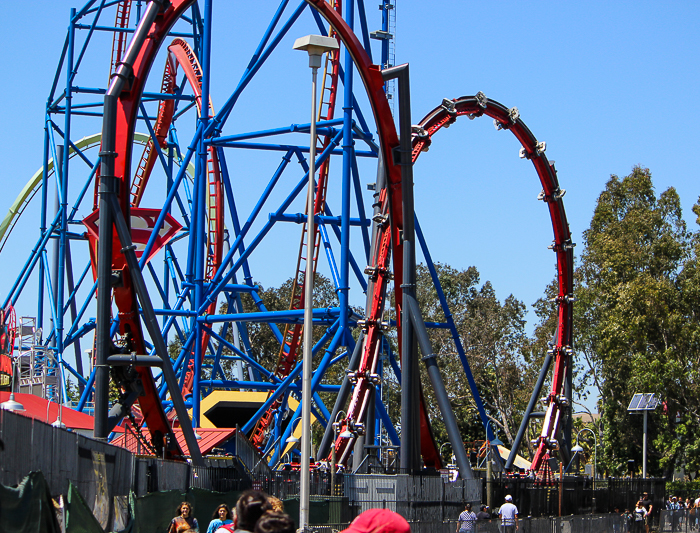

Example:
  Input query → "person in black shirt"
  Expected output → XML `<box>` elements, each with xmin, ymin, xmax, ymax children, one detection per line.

<box><xmin>640</xmin><ymin>492</ymin><xmax>653</xmax><ymax>533</ymax></box>
<box><xmin>475</xmin><ymin>505</ymin><xmax>490</xmax><ymax>521</ymax></box>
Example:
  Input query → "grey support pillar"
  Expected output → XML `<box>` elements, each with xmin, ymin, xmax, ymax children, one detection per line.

<box><xmin>382</xmin><ymin>63</ymin><xmax>421</xmax><ymax>473</ymax></box>
<box><xmin>505</xmin><ymin>350</ymin><xmax>553</xmax><ymax>471</ymax></box>
<box><xmin>406</xmin><ymin>296</ymin><xmax>473</xmax><ymax>479</ymax></box>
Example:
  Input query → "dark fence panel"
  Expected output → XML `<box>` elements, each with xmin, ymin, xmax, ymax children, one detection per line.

<box><xmin>485</xmin><ymin>476</ymin><xmax>666</xmax><ymax>518</ymax></box>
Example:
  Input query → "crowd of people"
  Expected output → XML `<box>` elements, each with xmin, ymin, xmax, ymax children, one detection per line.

<box><xmin>166</xmin><ymin>491</ymin><xmax>411</xmax><ymax>533</ymax></box>
<box><xmin>166</xmin><ymin>491</ymin><xmax>294</xmax><ymax>533</ymax></box>
<box><xmin>662</xmin><ymin>493</ymin><xmax>700</xmax><ymax>531</ymax></box>
<box><xmin>457</xmin><ymin>495</ymin><xmax>518</xmax><ymax>532</ymax></box>
<box><xmin>165</xmin><ymin>489</ymin><xmax>700</xmax><ymax>533</ymax></box>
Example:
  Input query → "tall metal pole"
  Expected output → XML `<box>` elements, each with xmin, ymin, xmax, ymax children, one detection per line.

<box><xmin>299</xmin><ymin>57</ymin><xmax>317</xmax><ymax>523</ymax></box>
<box><xmin>192</xmin><ymin>0</ymin><xmax>213</xmax><ymax>429</ymax></box>
<box><xmin>293</xmin><ymin>34</ymin><xmax>339</xmax><ymax>532</ymax></box>
<box><xmin>643</xmin><ymin>410</ymin><xmax>648</xmax><ymax>478</ymax></box>
<box><xmin>57</xmin><ymin>8</ymin><xmax>76</xmax><ymax>403</ymax></box>
<box><xmin>506</xmin><ymin>350</ymin><xmax>553</xmax><ymax>470</ymax></box>
<box><xmin>95</xmin><ymin>0</ymin><xmax>166</xmax><ymax>440</ymax></box>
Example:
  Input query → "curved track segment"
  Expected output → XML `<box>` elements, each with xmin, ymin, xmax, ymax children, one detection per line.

<box><xmin>330</xmin><ymin>93</ymin><xmax>574</xmax><ymax>472</ymax></box>
<box><xmin>95</xmin><ymin>0</ymin><xmax>198</xmax><ymax>460</ymax></box>
<box><xmin>125</xmin><ymin>36</ymin><xmax>224</xmax><ymax>399</ymax></box>
<box><xmin>410</xmin><ymin>94</ymin><xmax>574</xmax><ymax>472</ymax></box>
<box><xmin>306</xmin><ymin>0</ymin><xmax>443</xmax><ymax>469</ymax></box>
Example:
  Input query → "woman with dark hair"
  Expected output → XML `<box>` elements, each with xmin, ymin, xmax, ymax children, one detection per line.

<box><xmin>168</xmin><ymin>502</ymin><xmax>199</xmax><ymax>533</ymax></box>
<box><xmin>234</xmin><ymin>490</ymin><xmax>272</xmax><ymax>533</ymax></box>
<box><xmin>254</xmin><ymin>512</ymin><xmax>295</xmax><ymax>533</ymax></box>
<box><xmin>206</xmin><ymin>504</ymin><xmax>233</xmax><ymax>533</ymax></box>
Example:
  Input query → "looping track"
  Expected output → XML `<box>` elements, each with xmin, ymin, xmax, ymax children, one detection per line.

<box><xmin>410</xmin><ymin>94</ymin><xmax>574</xmax><ymax>471</ymax></box>
<box><xmin>330</xmin><ymin>93</ymin><xmax>574</xmax><ymax>471</ymax></box>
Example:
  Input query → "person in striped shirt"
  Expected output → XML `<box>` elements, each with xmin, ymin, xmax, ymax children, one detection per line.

<box><xmin>457</xmin><ymin>503</ymin><xmax>477</xmax><ymax>532</ymax></box>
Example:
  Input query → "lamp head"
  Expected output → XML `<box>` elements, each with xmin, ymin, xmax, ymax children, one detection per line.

<box><xmin>1</xmin><ymin>393</ymin><xmax>25</xmax><ymax>412</ymax></box>
<box><xmin>293</xmin><ymin>35</ymin><xmax>339</xmax><ymax>69</ymax></box>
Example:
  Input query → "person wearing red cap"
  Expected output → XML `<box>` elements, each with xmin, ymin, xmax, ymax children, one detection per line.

<box><xmin>340</xmin><ymin>509</ymin><xmax>410</xmax><ymax>533</ymax></box>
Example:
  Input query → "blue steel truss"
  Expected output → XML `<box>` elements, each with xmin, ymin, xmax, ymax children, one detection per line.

<box><xmin>1</xmin><ymin>0</ymin><xmax>496</xmax><ymax>468</ymax></box>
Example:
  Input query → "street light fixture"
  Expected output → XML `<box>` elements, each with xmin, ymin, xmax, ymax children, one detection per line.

<box><xmin>292</xmin><ymin>33</ymin><xmax>340</xmax><ymax>533</ymax></box>
<box><xmin>439</xmin><ymin>441</ymin><xmax>453</xmax><ymax>460</ymax></box>
<box><xmin>573</xmin><ymin>428</ymin><xmax>597</xmax><ymax>489</ymax></box>
<box><xmin>1</xmin><ymin>356</ymin><xmax>24</xmax><ymax>411</ymax></box>
<box><xmin>286</xmin><ymin>417</ymin><xmax>304</xmax><ymax>445</ymax></box>
<box><xmin>486</xmin><ymin>420</ymin><xmax>504</xmax><ymax>465</ymax></box>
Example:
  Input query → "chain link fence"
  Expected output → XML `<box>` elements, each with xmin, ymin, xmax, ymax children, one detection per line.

<box><xmin>307</xmin><ymin>515</ymin><xmax>626</xmax><ymax>533</ymax></box>
<box><xmin>658</xmin><ymin>509</ymin><xmax>700</xmax><ymax>532</ymax></box>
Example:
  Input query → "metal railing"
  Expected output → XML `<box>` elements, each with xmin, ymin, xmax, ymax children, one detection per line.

<box><xmin>659</xmin><ymin>509</ymin><xmax>700</xmax><ymax>532</ymax></box>
<box><xmin>307</xmin><ymin>515</ymin><xmax>626</xmax><ymax>533</ymax></box>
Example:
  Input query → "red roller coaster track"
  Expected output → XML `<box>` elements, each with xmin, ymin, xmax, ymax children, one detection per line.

<box><xmin>94</xmin><ymin>0</ymin><xmax>198</xmax><ymax>460</ymax></box>
<box><xmin>409</xmin><ymin>94</ymin><xmax>574</xmax><ymax>473</ymax></box>
<box><xmin>329</xmin><ymin>93</ymin><xmax>574</xmax><ymax>471</ymax></box>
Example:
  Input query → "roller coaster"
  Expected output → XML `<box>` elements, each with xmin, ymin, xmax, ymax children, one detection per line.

<box><xmin>0</xmin><ymin>0</ymin><xmax>574</xmax><ymax>477</ymax></box>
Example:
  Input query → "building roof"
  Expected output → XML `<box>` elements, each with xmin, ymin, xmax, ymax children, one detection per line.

<box><xmin>0</xmin><ymin>392</ymin><xmax>94</xmax><ymax>430</ymax></box>
<box><xmin>111</xmin><ymin>425</ymin><xmax>236</xmax><ymax>456</ymax></box>
<box><xmin>572</xmin><ymin>412</ymin><xmax>600</xmax><ymax>424</ymax></box>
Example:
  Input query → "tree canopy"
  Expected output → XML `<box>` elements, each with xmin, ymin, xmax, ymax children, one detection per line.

<box><xmin>575</xmin><ymin>166</ymin><xmax>700</xmax><ymax>476</ymax></box>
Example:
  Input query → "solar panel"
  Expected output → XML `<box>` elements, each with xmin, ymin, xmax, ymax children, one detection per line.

<box><xmin>628</xmin><ymin>393</ymin><xmax>659</xmax><ymax>412</ymax></box>
<box><xmin>638</xmin><ymin>394</ymin><xmax>652</xmax><ymax>410</ymax></box>
<box><xmin>647</xmin><ymin>395</ymin><xmax>660</xmax><ymax>410</ymax></box>
<box><xmin>628</xmin><ymin>394</ymin><xmax>643</xmax><ymax>411</ymax></box>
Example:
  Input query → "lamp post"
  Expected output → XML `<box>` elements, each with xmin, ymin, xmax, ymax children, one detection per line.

<box><xmin>571</xmin><ymin>427</ymin><xmax>597</xmax><ymax>489</ymax></box>
<box><xmin>1</xmin><ymin>356</ymin><xmax>24</xmax><ymax>411</ymax></box>
<box><xmin>292</xmin><ymin>33</ymin><xmax>339</xmax><ymax>533</ymax></box>
<box><xmin>439</xmin><ymin>442</ymin><xmax>453</xmax><ymax>464</ymax></box>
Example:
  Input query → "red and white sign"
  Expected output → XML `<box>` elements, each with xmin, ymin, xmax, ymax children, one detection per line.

<box><xmin>83</xmin><ymin>207</ymin><xmax>182</xmax><ymax>266</ymax></box>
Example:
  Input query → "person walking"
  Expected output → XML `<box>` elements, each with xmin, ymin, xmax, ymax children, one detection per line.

<box><xmin>475</xmin><ymin>505</ymin><xmax>490</xmax><ymax>521</ymax></box>
<box><xmin>632</xmin><ymin>501</ymin><xmax>647</xmax><ymax>533</ymax></box>
<box><xmin>456</xmin><ymin>503</ymin><xmax>477</xmax><ymax>532</ymax></box>
<box><xmin>498</xmin><ymin>495</ymin><xmax>518</xmax><ymax>532</ymax></box>
<box><xmin>206</xmin><ymin>505</ymin><xmax>232</xmax><ymax>533</ymax></box>
<box><xmin>640</xmin><ymin>492</ymin><xmax>653</xmax><ymax>533</ymax></box>
<box><xmin>168</xmin><ymin>502</ymin><xmax>199</xmax><ymax>533</ymax></box>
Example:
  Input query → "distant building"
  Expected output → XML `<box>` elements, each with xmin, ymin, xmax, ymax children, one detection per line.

<box><xmin>572</xmin><ymin>412</ymin><xmax>600</xmax><ymax>424</ymax></box>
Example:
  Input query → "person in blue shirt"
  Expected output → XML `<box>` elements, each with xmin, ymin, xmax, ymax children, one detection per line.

<box><xmin>498</xmin><ymin>495</ymin><xmax>519</xmax><ymax>533</ymax></box>
<box><xmin>206</xmin><ymin>504</ymin><xmax>233</xmax><ymax>533</ymax></box>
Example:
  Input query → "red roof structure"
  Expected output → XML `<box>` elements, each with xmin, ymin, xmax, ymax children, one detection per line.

<box><xmin>0</xmin><ymin>392</ymin><xmax>94</xmax><ymax>431</ymax></box>
<box><xmin>111</xmin><ymin>425</ymin><xmax>236</xmax><ymax>456</ymax></box>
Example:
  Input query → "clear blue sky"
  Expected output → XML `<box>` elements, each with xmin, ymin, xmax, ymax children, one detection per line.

<box><xmin>1</xmin><ymin>1</ymin><xmax>699</xmax><ymax>412</ymax></box>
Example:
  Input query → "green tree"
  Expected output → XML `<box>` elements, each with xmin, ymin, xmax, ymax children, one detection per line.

<box><xmin>575</xmin><ymin>166</ymin><xmax>698</xmax><ymax>476</ymax></box>
<box><xmin>413</xmin><ymin>263</ymin><xmax>538</xmax><ymax>455</ymax></box>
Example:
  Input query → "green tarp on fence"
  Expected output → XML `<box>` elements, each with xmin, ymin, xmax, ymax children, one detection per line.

<box><xmin>0</xmin><ymin>471</ymin><xmax>61</xmax><ymax>533</ymax></box>
<box><xmin>1</xmin><ymin>472</ymin><xmax>344</xmax><ymax>533</ymax></box>
<box><xmin>66</xmin><ymin>481</ymin><xmax>110</xmax><ymax>533</ymax></box>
